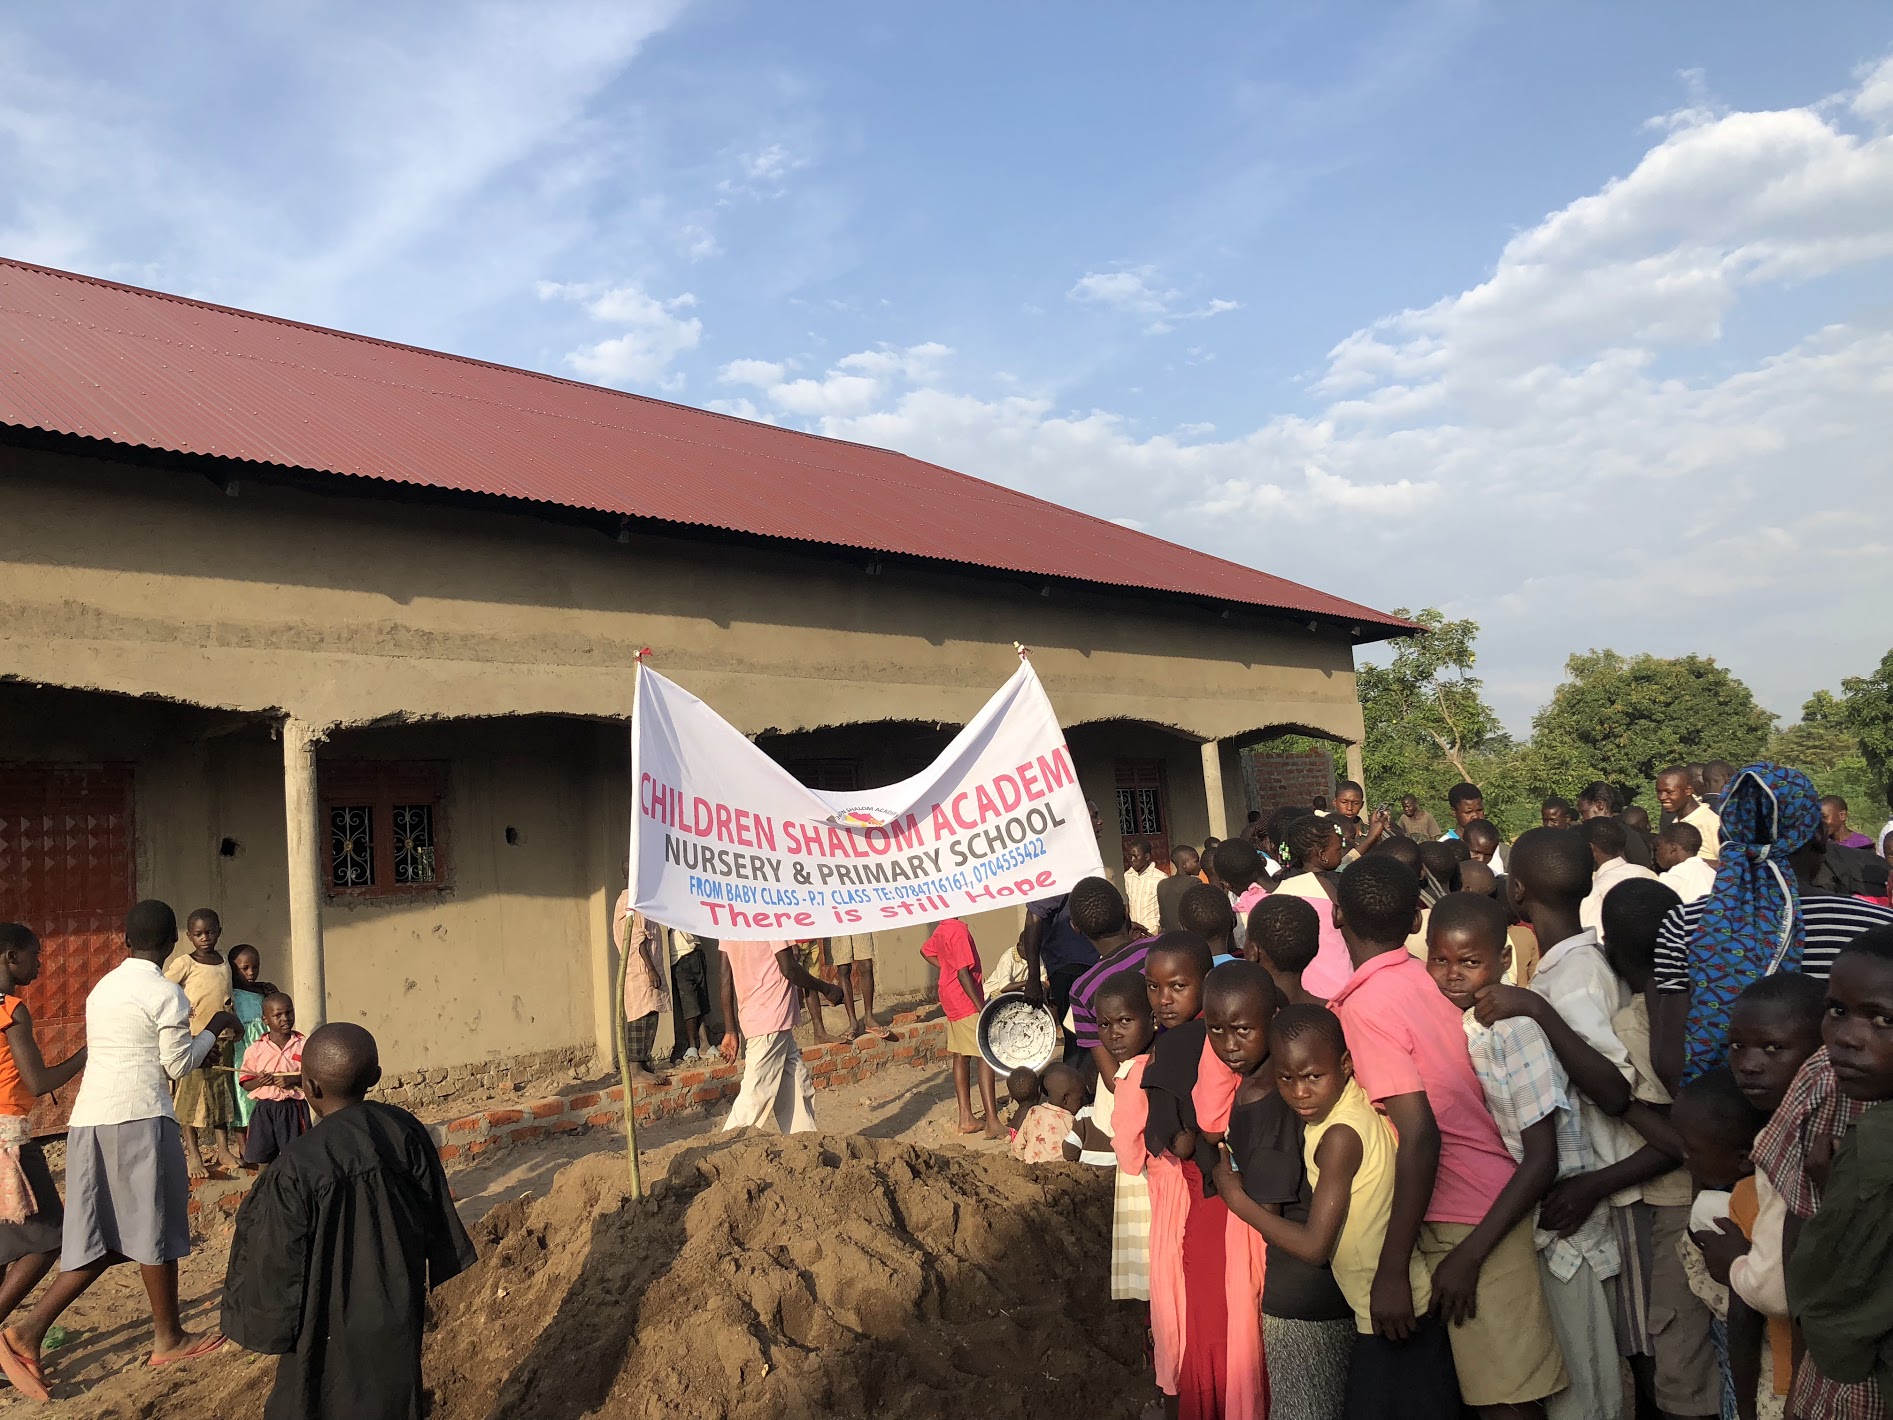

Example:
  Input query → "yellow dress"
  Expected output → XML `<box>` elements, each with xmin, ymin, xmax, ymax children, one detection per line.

<box><xmin>1305</xmin><ymin>1077</ymin><xmax>1434</xmax><ymax>1333</ymax></box>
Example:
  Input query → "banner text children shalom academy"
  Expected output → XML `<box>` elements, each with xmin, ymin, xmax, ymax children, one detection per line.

<box><xmin>628</xmin><ymin>661</ymin><xmax>1108</xmax><ymax>938</ymax></box>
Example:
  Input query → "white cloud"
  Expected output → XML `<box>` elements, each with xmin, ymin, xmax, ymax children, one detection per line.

<box><xmin>718</xmin><ymin>358</ymin><xmax>786</xmax><ymax>387</ymax></box>
<box><xmin>1067</xmin><ymin>264</ymin><xmax>1241</xmax><ymax>335</ymax></box>
<box><xmin>1852</xmin><ymin>53</ymin><xmax>1893</xmax><ymax>125</ymax></box>
<box><xmin>726</xmin><ymin>58</ymin><xmax>1893</xmax><ymax>729</ymax></box>
<box><xmin>713</xmin><ymin>341</ymin><xmax>957</xmax><ymax>420</ymax></box>
<box><xmin>0</xmin><ymin>4</ymin><xmax>692</xmax><ymax>329</ymax></box>
<box><xmin>538</xmin><ymin>281</ymin><xmax>702</xmax><ymax>387</ymax></box>
<box><xmin>716</xmin><ymin>140</ymin><xmax>812</xmax><ymax>199</ymax></box>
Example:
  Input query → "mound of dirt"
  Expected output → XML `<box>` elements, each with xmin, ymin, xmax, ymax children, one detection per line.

<box><xmin>425</xmin><ymin>1133</ymin><xmax>1146</xmax><ymax>1420</ymax></box>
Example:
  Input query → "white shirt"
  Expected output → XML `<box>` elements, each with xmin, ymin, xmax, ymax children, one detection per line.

<box><xmin>67</xmin><ymin>957</ymin><xmax>219</xmax><ymax>1129</ymax></box>
<box><xmin>1580</xmin><ymin>857</ymin><xmax>1658</xmax><ymax>938</ymax></box>
<box><xmin>1530</xmin><ymin>928</ymin><xmax>1644</xmax><ymax>1203</ymax></box>
<box><xmin>1123</xmin><ymin>863</ymin><xmax>1167</xmax><ymax>936</ymax></box>
<box><xmin>1659</xmin><ymin>855</ymin><xmax>1717</xmax><ymax>904</ymax></box>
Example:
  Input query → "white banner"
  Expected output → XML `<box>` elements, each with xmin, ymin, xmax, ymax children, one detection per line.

<box><xmin>629</xmin><ymin>659</ymin><xmax>1106</xmax><ymax>938</ymax></box>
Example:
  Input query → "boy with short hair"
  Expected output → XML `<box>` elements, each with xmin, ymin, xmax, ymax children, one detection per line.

<box><xmin>1122</xmin><ymin>837</ymin><xmax>1166</xmax><ymax>936</ymax></box>
<box><xmin>1691</xmin><ymin>973</ymin><xmax>1826</xmax><ymax>1419</ymax></box>
<box><xmin>1578</xmin><ymin>817</ymin><xmax>1656</xmax><ymax>936</ymax></box>
<box><xmin>1653</xmin><ymin>823</ymin><xmax>1716</xmax><ymax>903</ymax></box>
<box><xmin>1328</xmin><ymin>856</ymin><xmax>1565</xmax><ymax>1418</ymax></box>
<box><xmin>1462</xmin><ymin>819</ymin><xmax>1506</xmax><ymax>874</ymax></box>
<box><xmin>1443</xmin><ymin>783</ymin><xmax>1488</xmax><ymax>843</ymax></box>
<box><xmin>718</xmin><ymin>940</ymin><xmax>843</xmax><ymax>1135</ymax></box>
<box><xmin>238</xmin><ymin>992</ymin><xmax>310</xmax><ymax>1168</ymax></box>
<box><xmin>921</xmin><ymin>919</ymin><xmax>1000</xmax><ymax>1139</ymax></box>
<box><xmin>1786</xmin><ymin>928</ymin><xmax>1893</xmax><ymax>1410</ymax></box>
<box><xmin>1178</xmin><ymin>881</ymin><xmax>1239</xmax><ymax>964</ymax></box>
<box><xmin>1656</xmin><ymin>767</ymin><xmax>1721</xmax><ymax>860</ymax></box>
<box><xmin>1475</xmin><ymin>875</ymin><xmax>1723</xmax><ymax>1420</ymax></box>
<box><xmin>1213</xmin><ymin>1003</ymin><xmax>1458</xmax><ymax>1418</ymax></box>
<box><xmin>1247</xmin><ymin>894</ymin><xmax>1326</xmax><ymax>1006</ymax></box>
<box><xmin>1503</xmin><ymin>828</ymin><xmax>1660</xmax><ymax>1400</ymax></box>
<box><xmin>1668</xmin><ymin>1069</ymin><xmax>1770</xmax><ymax>1420</ymax></box>
<box><xmin>1157</xmin><ymin>845</ymin><xmax>1202</xmax><ymax>929</ymax></box>
<box><xmin>1399</xmin><ymin>794</ymin><xmax>1442</xmax><ymax>842</ymax></box>
<box><xmin>222</xmin><ymin>1022</ymin><xmax>477</xmax><ymax>1420</ymax></box>
<box><xmin>1426</xmin><ymin>894</ymin><xmax>1621</xmax><ymax>1420</ymax></box>
<box><xmin>1064</xmin><ymin>876</ymin><xmax>1157</xmax><ymax>1085</ymax></box>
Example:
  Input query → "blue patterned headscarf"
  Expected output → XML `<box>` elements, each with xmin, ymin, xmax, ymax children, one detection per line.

<box><xmin>1682</xmin><ymin>763</ymin><xmax>1821</xmax><ymax>1082</ymax></box>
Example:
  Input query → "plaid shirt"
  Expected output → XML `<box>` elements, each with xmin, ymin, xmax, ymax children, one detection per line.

<box><xmin>1462</xmin><ymin>1011</ymin><xmax>1621</xmax><ymax>1284</ymax></box>
<box><xmin>1752</xmin><ymin>1047</ymin><xmax>1881</xmax><ymax>1420</ymax></box>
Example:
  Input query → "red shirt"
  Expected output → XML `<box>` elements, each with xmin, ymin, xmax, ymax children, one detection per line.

<box><xmin>1329</xmin><ymin>948</ymin><xmax>1517</xmax><ymax>1226</ymax></box>
<box><xmin>921</xmin><ymin>920</ymin><xmax>983</xmax><ymax>1021</ymax></box>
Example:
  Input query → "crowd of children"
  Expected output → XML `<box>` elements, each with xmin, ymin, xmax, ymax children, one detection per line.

<box><xmin>989</xmin><ymin>763</ymin><xmax>1893</xmax><ymax>1420</ymax></box>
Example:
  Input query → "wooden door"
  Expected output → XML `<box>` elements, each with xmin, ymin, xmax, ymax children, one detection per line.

<box><xmin>0</xmin><ymin>764</ymin><xmax>136</xmax><ymax>1134</ymax></box>
<box><xmin>1113</xmin><ymin>759</ymin><xmax>1173</xmax><ymax>869</ymax></box>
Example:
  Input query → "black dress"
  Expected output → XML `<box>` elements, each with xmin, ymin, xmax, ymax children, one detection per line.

<box><xmin>221</xmin><ymin>1101</ymin><xmax>477</xmax><ymax>1420</ymax></box>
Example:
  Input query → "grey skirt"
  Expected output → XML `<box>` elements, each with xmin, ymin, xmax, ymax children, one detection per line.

<box><xmin>62</xmin><ymin>1117</ymin><xmax>191</xmax><ymax>1269</ymax></box>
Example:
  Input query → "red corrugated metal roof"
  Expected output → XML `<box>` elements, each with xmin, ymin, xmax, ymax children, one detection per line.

<box><xmin>0</xmin><ymin>257</ymin><xmax>1410</xmax><ymax>632</ymax></box>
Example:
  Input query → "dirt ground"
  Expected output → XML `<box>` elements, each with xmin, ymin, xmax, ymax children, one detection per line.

<box><xmin>30</xmin><ymin>1050</ymin><xmax>1102</xmax><ymax>1418</ymax></box>
<box><xmin>407</xmin><ymin>989</ymin><xmax>931</xmax><ymax>1127</ymax></box>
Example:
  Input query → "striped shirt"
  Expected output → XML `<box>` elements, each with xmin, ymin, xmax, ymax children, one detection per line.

<box><xmin>1068</xmin><ymin>937</ymin><xmax>1158</xmax><ymax>1049</ymax></box>
<box><xmin>1652</xmin><ymin>893</ymin><xmax>1893</xmax><ymax>993</ymax></box>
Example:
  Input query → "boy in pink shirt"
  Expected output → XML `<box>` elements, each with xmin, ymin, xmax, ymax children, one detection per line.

<box><xmin>238</xmin><ymin>992</ymin><xmax>309</xmax><ymax>1168</ymax></box>
<box><xmin>1328</xmin><ymin>856</ymin><xmax>1565</xmax><ymax>1417</ymax></box>
<box><xmin>719</xmin><ymin>940</ymin><xmax>841</xmax><ymax>1135</ymax></box>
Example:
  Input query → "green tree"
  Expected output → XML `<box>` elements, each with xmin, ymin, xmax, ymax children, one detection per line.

<box><xmin>1357</xmin><ymin>608</ymin><xmax>1514</xmax><ymax>820</ymax></box>
<box><xmin>1528</xmin><ymin>650</ymin><xmax>1774</xmax><ymax>796</ymax></box>
<box><xmin>1767</xmin><ymin>690</ymin><xmax>1884</xmax><ymax>824</ymax></box>
<box><xmin>1842</xmin><ymin>650</ymin><xmax>1893</xmax><ymax>790</ymax></box>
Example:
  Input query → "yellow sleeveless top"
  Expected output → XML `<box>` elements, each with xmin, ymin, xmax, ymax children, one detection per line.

<box><xmin>1305</xmin><ymin>1077</ymin><xmax>1434</xmax><ymax>1333</ymax></box>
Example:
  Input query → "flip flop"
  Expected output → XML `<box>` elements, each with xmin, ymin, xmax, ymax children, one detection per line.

<box><xmin>0</xmin><ymin>1330</ymin><xmax>49</xmax><ymax>1402</ymax></box>
<box><xmin>147</xmin><ymin>1333</ymin><xmax>225</xmax><ymax>1368</ymax></box>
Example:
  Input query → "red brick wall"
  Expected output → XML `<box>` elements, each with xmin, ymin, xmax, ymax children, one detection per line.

<box><xmin>1242</xmin><ymin>749</ymin><xmax>1336</xmax><ymax>817</ymax></box>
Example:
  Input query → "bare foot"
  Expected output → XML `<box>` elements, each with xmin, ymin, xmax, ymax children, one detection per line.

<box><xmin>957</xmin><ymin>1117</ymin><xmax>984</xmax><ymax>1135</ymax></box>
<box><xmin>183</xmin><ymin>1150</ymin><xmax>208</xmax><ymax>1182</ymax></box>
<box><xmin>983</xmin><ymin>1118</ymin><xmax>1007</xmax><ymax>1141</ymax></box>
<box><xmin>627</xmin><ymin>1064</ymin><xmax>670</xmax><ymax>1088</ymax></box>
<box><xmin>219</xmin><ymin>1144</ymin><xmax>245</xmax><ymax>1172</ymax></box>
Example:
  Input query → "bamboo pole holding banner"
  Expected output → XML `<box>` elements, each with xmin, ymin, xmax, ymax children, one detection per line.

<box><xmin>616</xmin><ymin>651</ymin><xmax>656</xmax><ymax>1200</ymax></box>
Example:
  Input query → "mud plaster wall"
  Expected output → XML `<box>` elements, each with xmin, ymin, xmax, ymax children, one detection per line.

<box><xmin>0</xmin><ymin>446</ymin><xmax>1376</xmax><ymax>1071</ymax></box>
<box><xmin>0</xmin><ymin>448</ymin><xmax>1368</xmax><ymax>744</ymax></box>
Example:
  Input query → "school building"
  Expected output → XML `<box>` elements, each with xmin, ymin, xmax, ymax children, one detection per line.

<box><xmin>0</xmin><ymin>256</ymin><xmax>1410</xmax><ymax>1102</ymax></box>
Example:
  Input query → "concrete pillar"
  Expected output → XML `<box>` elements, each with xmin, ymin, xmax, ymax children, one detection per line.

<box><xmin>1346</xmin><ymin>742</ymin><xmax>1365</xmax><ymax>798</ymax></box>
<box><xmin>587</xmin><ymin>725</ymin><xmax>629</xmax><ymax>1070</ymax></box>
<box><xmin>282</xmin><ymin>717</ymin><xmax>327</xmax><ymax>1029</ymax></box>
<box><xmin>1201</xmin><ymin>738</ymin><xmax>1230</xmax><ymax>840</ymax></box>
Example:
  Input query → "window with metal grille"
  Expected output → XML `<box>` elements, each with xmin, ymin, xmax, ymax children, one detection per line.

<box><xmin>782</xmin><ymin>758</ymin><xmax>862</xmax><ymax>793</ymax></box>
<box><xmin>320</xmin><ymin>763</ymin><xmax>448</xmax><ymax>897</ymax></box>
<box><xmin>1113</xmin><ymin>758</ymin><xmax>1173</xmax><ymax>869</ymax></box>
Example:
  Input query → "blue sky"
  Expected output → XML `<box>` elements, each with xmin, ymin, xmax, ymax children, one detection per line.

<box><xmin>4</xmin><ymin>2</ymin><xmax>1891</xmax><ymax>732</ymax></box>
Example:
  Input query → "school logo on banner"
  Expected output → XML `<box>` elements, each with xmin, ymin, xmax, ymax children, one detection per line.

<box><xmin>628</xmin><ymin>661</ymin><xmax>1106</xmax><ymax>937</ymax></box>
